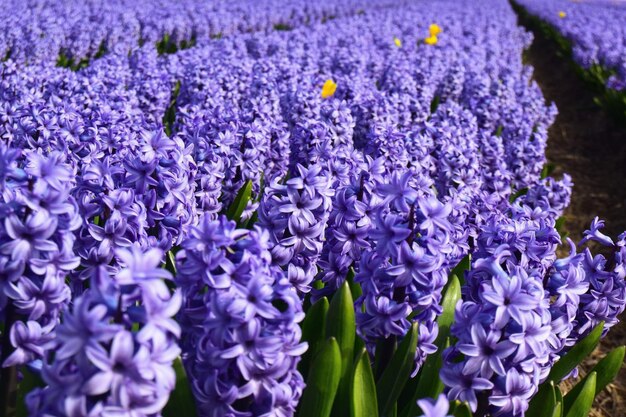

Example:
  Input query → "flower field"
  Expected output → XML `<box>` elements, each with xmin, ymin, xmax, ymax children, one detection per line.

<box><xmin>0</xmin><ymin>1</ymin><xmax>625</xmax><ymax>417</ymax></box>
<box><xmin>513</xmin><ymin>0</ymin><xmax>626</xmax><ymax>122</ymax></box>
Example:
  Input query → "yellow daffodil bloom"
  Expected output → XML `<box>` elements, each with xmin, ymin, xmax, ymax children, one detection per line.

<box><xmin>424</xmin><ymin>35</ymin><xmax>438</xmax><ymax>45</ymax></box>
<box><xmin>394</xmin><ymin>37</ymin><xmax>402</xmax><ymax>47</ymax></box>
<box><xmin>558</xmin><ymin>11</ymin><xmax>566</xmax><ymax>18</ymax></box>
<box><xmin>429</xmin><ymin>23</ymin><xmax>442</xmax><ymax>37</ymax></box>
<box><xmin>321</xmin><ymin>79</ymin><xmax>337</xmax><ymax>98</ymax></box>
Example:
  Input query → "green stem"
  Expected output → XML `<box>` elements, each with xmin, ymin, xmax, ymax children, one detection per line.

<box><xmin>1</xmin><ymin>301</ymin><xmax>18</xmax><ymax>417</ymax></box>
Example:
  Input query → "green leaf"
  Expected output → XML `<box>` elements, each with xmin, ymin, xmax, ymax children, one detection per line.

<box><xmin>400</xmin><ymin>338</ymin><xmax>450</xmax><ymax>417</ymax></box>
<box><xmin>563</xmin><ymin>346</ymin><xmax>625</xmax><ymax>414</ymax></box>
<box><xmin>563</xmin><ymin>372</ymin><xmax>596</xmax><ymax>417</ymax></box>
<box><xmin>526</xmin><ymin>381</ymin><xmax>557</xmax><ymax>417</ymax></box>
<box><xmin>374</xmin><ymin>337</ymin><xmax>397</xmax><ymax>379</ymax></box>
<box><xmin>449</xmin><ymin>401</ymin><xmax>472</xmax><ymax>417</ymax></box>
<box><xmin>165</xmin><ymin>250</ymin><xmax>177</xmax><ymax>275</ymax></box>
<box><xmin>548</xmin><ymin>322</ymin><xmax>604</xmax><ymax>383</ymax></box>
<box><xmin>354</xmin><ymin>336</ymin><xmax>366</xmax><ymax>361</ymax></box>
<box><xmin>401</xmin><ymin>275</ymin><xmax>461</xmax><ymax>417</ymax></box>
<box><xmin>552</xmin><ymin>402</ymin><xmax>563</xmax><ymax>417</ymax></box>
<box><xmin>346</xmin><ymin>268</ymin><xmax>362</xmax><ymax>301</ymax></box>
<box><xmin>450</xmin><ymin>255</ymin><xmax>471</xmax><ymax>285</ymax></box>
<box><xmin>555</xmin><ymin>385</ymin><xmax>563</xmax><ymax>414</ymax></box>
<box><xmin>430</xmin><ymin>95</ymin><xmax>440</xmax><ymax>113</ymax></box>
<box><xmin>163</xmin><ymin>80</ymin><xmax>181</xmax><ymax>136</ymax></box>
<box><xmin>299</xmin><ymin>297</ymin><xmax>329</xmax><ymax>381</ymax></box>
<box><xmin>16</xmin><ymin>366</ymin><xmax>45</xmax><ymax>417</ymax></box>
<box><xmin>163</xmin><ymin>358</ymin><xmax>197</xmax><ymax>417</ymax></box>
<box><xmin>377</xmin><ymin>322</ymin><xmax>419</xmax><ymax>417</ymax></box>
<box><xmin>298</xmin><ymin>337</ymin><xmax>342</xmax><ymax>417</ymax></box>
<box><xmin>434</xmin><ymin>275</ymin><xmax>461</xmax><ymax>347</ymax></box>
<box><xmin>509</xmin><ymin>187</ymin><xmax>529</xmax><ymax>203</ymax></box>
<box><xmin>541</xmin><ymin>163</ymin><xmax>556</xmax><ymax>179</ymax></box>
<box><xmin>326</xmin><ymin>282</ymin><xmax>356</xmax><ymax>417</ymax></box>
<box><xmin>273</xmin><ymin>23</ymin><xmax>292</xmax><ymax>31</ymax></box>
<box><xmin>225</xmin><ymin>180</ymin><xmax>253</xmax><ymax>224</ymax></box>
<box><xmin>351</xmin><ymin>348</ymin><xmax>378</xmax><ymax>417</ymax></box>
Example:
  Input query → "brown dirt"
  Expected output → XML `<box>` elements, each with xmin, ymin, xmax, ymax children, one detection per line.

<box><xmin>515</xmin><ymin>10</ymin><xmax>626</xmax><ymax>417</ymax></box>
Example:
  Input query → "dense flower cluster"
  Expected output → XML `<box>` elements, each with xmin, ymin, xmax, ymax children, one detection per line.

<box><xmin>0</xmin><ymin>0</ymin><xmax>624</xmax><ymax>416</ymax></box>
<box><xmin>26</xmin><ymin>246</ymin><xmax>181</xmax><ymax>417</ymax></box>
<box><xmin>0</xmin><ymin>147</ymin><xmax>80</xmax><ymax>367</ymax></box>
<box><xmin>0</xmin><ymin>0</ymin><xmax>398</xmax><ymax>67</ymax></box>
<box><xmin>516</xmin><ymin>0</ymin><xmax>626</xmax><ymax>91</ymax></box>
<box><xmin>441</xmin><ymin>213</ymin><xmax>626</xmax><ymax>415</ymax></box>
<box><xmin>175</xmin><ymin>216</ymin><xmax>306</xmax><ymax>417</ymax></box>
<box><xmin>258</xmin><ymin>164</ymin><xmax>334</xmax><ymax>293</ymax></box>
<box><xmin>354</xmin><ymin>170</ymin><xmax>456</xmax><ymax>368</ymax></box>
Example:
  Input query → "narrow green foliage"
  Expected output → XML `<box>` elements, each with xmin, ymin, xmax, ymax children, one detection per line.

<box><xmin>450</xmin><ymin>255</ymin><xmax>471</xmax><ymax>285</ymax></box>
<box><xmin>564</xmin><ymin>372</ymin><xmax>596</xmax><ymax>417</ymax></box>
<box><xmin>555</xmin><ymin>217</ymin><xmax>567</xmax><ymax>238</ymax></box>
<box><xmin>430</xmin><ymin>95</ymin><xmax>440</xmax><ymax>113</ymax></box>
<box><xmin>552</xmin><ymin>385</ymin><xmax>563</xmax><ymax>417</ymax></box>
<box><xmin>162</xmin><ymin>358</ymin><xmax>197</xmax><ymax>417</ymax></box>
<box><xmin>541</xmin><ymin>163</ymin><xmax>556</xmax><ymax>180</ymax></box>
<box><xmin>347</xmin><ymin>267</ymin><xmax>362</xmax><ymax>300</ymax></box>
<box><xmin>509</xmin><ymin>187</ymin><xmax>529</xmax><ymax>203</ymax></box>
<box><xmin>163</xmin><ymin>80</ymin><xmax>181</xmax><ymax>136</ymax></box>
<box><xmin>377</xmin><ymin>322</ymin><xmax>419</xmax><ymax>417</ymax></box>
<box><xmin>165</xmin><ymin>250</ymin><xmax>177</xmax><ymax>275</ymax></box>
<box><xmin>527</xmin><ymin>381</ymin><xmax>557</xmax><ymax>417</ymax></box>
<box><xmin>16</xmin><ymin>367</ymin><xmax>45</xmax><ymax>417</ymax></box>
<box><xmin>374</xmin><ymin>337</ymin><xmax>397</xmax><ymax>380</ymax></box>
<box><xmin>225</xmin><ymin>180</ymin><xmax>253</xmax><ymax>224</ymax></box>
<box><xmin>299</xmin><ymin>297</ymin><xmax>329</xmax><ymax>381</ymax></box>
<box><xmin>298</xmin><ymin>338</ymin><xmax>342</xmax><ymax>417</ymax></box>
<box><xmin>449</xmin><ymin>401</ymin><xmax>472</xmax><ymax>417</ymax></box>
<box><xmin>401</xmin><ymin>275</ymin><xmax>460</xmax><ymax>417</ymax></box>
<box><xmin>156</xmin><ymin>33</ymin><xmax>180</xmax><ymax>55</ymax></box>
<box><xmin>326</xmin><ymin>282</ymin><xmax>356</xmax><ymax>417</ymax></box>
<box><xmin>351</xmin><ymin>348</ymin><xmax>378</xmax><ymax>417</ymax></box>
<box><xmin>548</xmin><ymin>322</ymin><xmax>604</xmax><ymax>383</ymax></box>
<box><xmin>273</xmin><ymin>23</ymin><xmax>293</xmax><ymax>31</ymax></box>
<box><xmin>563</xmin><ymin>346</ymin><xmax>625</xmax><ymax>414</ymax></box>
<box><xmin>435</xmin><ymin>275</ymin><xmax>461</xmax><ymax>346</ymax></box>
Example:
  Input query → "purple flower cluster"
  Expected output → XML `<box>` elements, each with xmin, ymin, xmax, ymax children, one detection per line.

<box><xmin>0</xmin><ymin>0</ymin><xmax>397</xmax><ymax>67</ymax></box>
<box><xmin>175</xmin><ymin>216</ymin><xmax>306</xmax><ymax>417</ymax></box>
<box><xmin>516</xmin><ymin>0</ymin><xmax>626</xmax><ymax>91</ymax></box>
<box><xmin>0</xmin><ymin>0</ymin><xmax>624</xmax><ymax>416</ymax></box>
<box><xmin>355</xmin><ymin>171</ymin><xmax>456</xmax><ymax>368</ymax></box>
<box><xmin>26</xmin><ymin>246</ymin><xmax>180</xmax><ymax>417</ymax></box>
<box><xmin>0</xmin><ymin>148</ymin><xmax>80</xmax><ymax>367</ymax></box>
<box><xmin>258</xmin><ymin>164</ymin><xmax>334</xmax><ymax>293</ymax></box>
<box><xmin>441</xmin><ymin>211</ymin><xmax>626</xmax><ymax>415</ymax></box>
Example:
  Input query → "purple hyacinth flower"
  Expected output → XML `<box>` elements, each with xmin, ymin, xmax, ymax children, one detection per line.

<box><xmin>457</xmin><ymin>325</ymin><xmax>516</xmax><ymax>377</ymax></box>
<box><xmin>489</xmin><ymin>368</ymin><xmax>534</xmax><ymax>416</ymax></box>
<box><xmin>440</xmin><ymin>362</ymin><xmax>494</xmax><ymax>411</ymax></box>
<box><xmin>579</xmin><ymin>217</ymin><xmax>614</xmax><ymax>247</ymax></box>
<box><xmin>417</xmin><ymin>394</ymin><xmax>453</xmax><ymax>417</ymax></box>
<box><xmin>481</xmin><ymin>273</ymin><xmax>538</xmax><ymax>328</ymax></box>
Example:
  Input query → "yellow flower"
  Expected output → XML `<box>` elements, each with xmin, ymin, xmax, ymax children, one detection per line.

<box><xmin>558</xmin><ymin>11</ymin><xmax>566</xmax><ymax>18</ymax></box>
<box><xmin>424</xmin><ymin>35</ymin><xmax>438</xmax><ymax>45</ymax></box>
<box><xmin>321</xmin><ymin>79</ymin><xmax>337</xmax><ymax>98</ymax></box>
<box><xmin>394</xmin><ymin>37</ymin><xmax>402</xmax><ymax>47</ymax></box>
<box><xmin>429</xmin><ymin>23</ymin><xmax>442</xmax><ymax>37</ymax></box>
